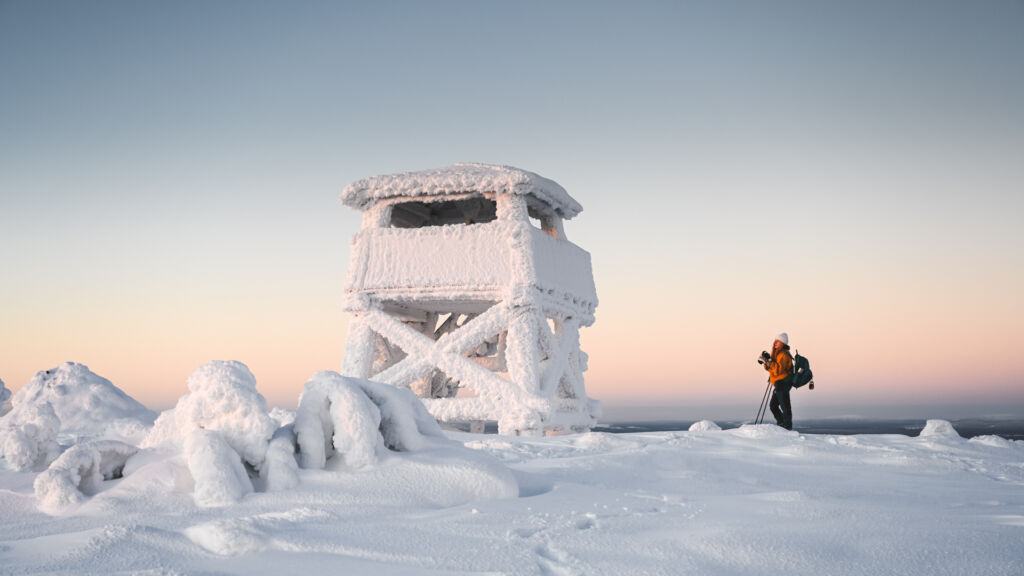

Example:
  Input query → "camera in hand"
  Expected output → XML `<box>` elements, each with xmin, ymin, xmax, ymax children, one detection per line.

<box><xmin>757</xmin><ymin>350</ymin><xmax>770</xmax><ymax>365</ymax></box>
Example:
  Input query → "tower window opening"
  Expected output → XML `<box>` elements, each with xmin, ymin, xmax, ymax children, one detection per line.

<box><xmin>527</xmin><ymin>204</ymin><xmax>560</xmax><ymax>239</ymax></box>
<box><xmin>391</xmin><ymin>196</ymin><xmax>497</xmax><ymax>228</ymax></box>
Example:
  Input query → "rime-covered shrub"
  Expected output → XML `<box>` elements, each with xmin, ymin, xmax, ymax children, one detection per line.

<box><xmin>3</xmin><ymin>363</ymin><xmax>155</xmax><ymax>444</ymax></box>
<box><xmin>142</xmin><ymin>361</ymin><xmax>282</xmax><ymax>505</ymax></box>
<box><xmin>294</xmin><ymin>371</ymin><xmax>450</xmax><ymax>470</ymax></box>
<box><xmin>185</xmin><ymin>429</ymin><xmax>254</xmax><ymax>507</ymax></box>
<box><xmin>0</xmin><ymin>401</ymin><xmax>60</xmax><ymax>470</ymax></box>
<box><xmin>34</xmin><ymin>440</ymin><xmax>138</xmax><ymax>514</ymax></box>
<box><xmin>143</xmin><ymin>361</ymin><xmax>278</xmax><ymax>469</ymax></box>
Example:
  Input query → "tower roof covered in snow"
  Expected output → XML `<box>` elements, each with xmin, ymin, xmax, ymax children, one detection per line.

<box><xmin>341</xmin><ymin>163</ymin><xmax>584</xmax><ymax>219</ymax></box>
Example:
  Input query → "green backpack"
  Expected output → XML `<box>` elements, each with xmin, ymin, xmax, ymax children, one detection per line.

<box><xmin>792</xmin><ymin>351</ymin><xmax>814</xmax><ymax>389</ymax></box>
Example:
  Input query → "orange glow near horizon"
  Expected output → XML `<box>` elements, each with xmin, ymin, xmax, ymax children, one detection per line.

<box><xmin>3</xmin><ymin>245</ymin><xmax>1022</xmax><ymax>416</ymax></box>
<box><xmin>3</xmin><ymin>301</ymin><xmax>1022</xmax><ymax>415</ymax></box>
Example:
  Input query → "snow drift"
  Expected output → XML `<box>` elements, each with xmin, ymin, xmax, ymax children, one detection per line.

<box><xmin>919</xmin><ymin>419</ymin><xmax>962</xmax><ymax>439</ymax></box>
<box><xmin>16</xmin><ymin>360</ymin><xmax>516</xmax><ymax>514</ymax></box>
<box><xmin>294</xmin><ymin>371</ymin><xmax>517</xmax><ymax>500</ymax></box>
<box><xmin>185</xmin><ymin>429</ymin><xmax>255</xmax><ymax>507</ymax></box>
<box><xmin>0</xmin><ymin>401</ymin><xmax>60</xmax><ymax>470</ymax></box>
<box><xmin>141</xmin><ymin>360</ymin><xmax>287</xmax><ymax>506</ymax></box>
<box><xmin>124</xmin><ymin>364</ymin><xmax>516</xmax><ymax>509</ymax></box>
<box><xmin>34</xmin><ymin>440</ymin><xmax>138</xmax><ymax>514</ymax></box>
<box><xmin>294</xmin><ymin>371</ymin><xmax>452</xmax><ymax>469</ymax></box>
<box><xmin>3</xmin><ymin>419</ymin><xmax>1021</xmax><ymax>574</ymax></box>
<box><xmin>1</xmin><ymin>362</ymin><xmax>156</xmax><ymax>448</ymax></box>
<box><xmin>689</xmin><ymin>419</ymin><xmax>722</xmax><ymax>432</ymax></box>
<box><xmin>144</xmin><ymin>360</ymin><xmax>278</xmax><ymax>466</ymax></box>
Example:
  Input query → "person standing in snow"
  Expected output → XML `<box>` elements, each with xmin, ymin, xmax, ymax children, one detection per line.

<box><xmin>761</xmin><ymin>333</ymin><xmax>794</xmax><ymax>430</ymax></box>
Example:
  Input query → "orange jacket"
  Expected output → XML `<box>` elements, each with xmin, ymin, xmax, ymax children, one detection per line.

<box><xmin>764</xmin><ymin>347</ymin><xmax>793</xmax><ymax>385</ymax></box>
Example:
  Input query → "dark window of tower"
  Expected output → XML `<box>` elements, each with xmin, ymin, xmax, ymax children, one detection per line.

<box><xmin>390</xmin><ymin>196</ymin><xmax>497</xmax><ymax>228</ymax></box>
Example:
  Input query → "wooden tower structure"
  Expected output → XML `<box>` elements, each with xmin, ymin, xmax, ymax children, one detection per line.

<box><xmin>339</xmin><ymin>163</ymin><xmax>599</xmax><ymax>435</ymax></box>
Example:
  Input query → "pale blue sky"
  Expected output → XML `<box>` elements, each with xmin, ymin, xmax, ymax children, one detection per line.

<box><xmin>2</xmin><ymin>1</ymin><xmax>1022</xmax><ymax>416</ymax></box>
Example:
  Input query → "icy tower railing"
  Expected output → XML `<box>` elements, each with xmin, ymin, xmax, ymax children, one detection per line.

<box><xmin>340</xmin><ymin>164</ymin><xmax>600</xmax><ymax>435</ymax></box>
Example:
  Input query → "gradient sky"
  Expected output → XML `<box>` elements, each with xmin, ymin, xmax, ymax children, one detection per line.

<box><xmin>2</xmin><ymin>1</ymin><xmax>1022</xmax><ymax>419</ymax></box>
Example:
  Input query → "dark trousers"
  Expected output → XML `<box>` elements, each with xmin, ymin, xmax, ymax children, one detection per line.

<box><xmin>770</xmin><ymin>380</ymin><xmax>793</xmax><ymax>430</ymax></box>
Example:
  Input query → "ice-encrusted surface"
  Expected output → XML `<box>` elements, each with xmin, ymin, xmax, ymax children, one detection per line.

<box><xmin>341</xmin><ymin>163</ymin><xmax>584</xmax><ymax>219</ymax></box>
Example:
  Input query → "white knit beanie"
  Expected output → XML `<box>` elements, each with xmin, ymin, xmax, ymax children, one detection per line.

<box><xmin>775</xmin><ymin>333</ymin><xmax>789</xmax><ymax>345</ymax></box>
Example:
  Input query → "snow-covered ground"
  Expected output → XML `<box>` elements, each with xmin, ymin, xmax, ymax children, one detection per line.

<box><xmin>1</xmin><ymin>366</ymin><xmax>1022</xmax><ymax>575</ymax></box>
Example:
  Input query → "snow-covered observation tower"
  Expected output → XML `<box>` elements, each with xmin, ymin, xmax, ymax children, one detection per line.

<box><xmin>339</xmin><ymin>163</ymin><xmax>600</xmax><ymax>435</ymax></box>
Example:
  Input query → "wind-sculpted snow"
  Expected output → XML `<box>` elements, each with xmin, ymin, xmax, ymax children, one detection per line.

<box><xmin>34</xmin><ymin>440</ymin><xmax>137</xmax><ymax>514</ymax></box>
<box><xmin>0</xmin><ymin>423</ymin><xmax>1021</xmax><ymax>574</ymax></box>
<box><xmin>729</xmin><ymin>422</ymin><xmax>800</xmax><ymax>439</ymax></box>
<box><xmin>293</xmin><ymin>372</ymin><xmax>507</xmax><ymax>476</ymax></box>
<box><xmin>1</xmin><ymin>360</ymin><xmax>519</xmax><ymax>533</ymax></box>
<box><xmin>293</xmin><ymin>371</ymin><xmax>452</xmax><ymax>469</ymax></box>
<box><xmin>0</xmin><ymin>401</ymin><xmax>60</xmax><ymax>470</ymax></box>
<box><xmin>293</xmin><ymin>371</ymin><xmax>517</xmax><ymax>504</ymax></box>
<box><xmin>143</xmin><ymin>360</ymin><xmax>278</xmax><ymax>469</ymax></box>
<box><xmin>260</xmin><ymin>427</ymin><xmax>300</xmax><ymax>492</ymax></box>
<box><xmin>294</xmin><ymin>372</ymin><xmax>385</xmax><ymax>469</ymax></box>
<box><xmin>185</xmin><ymin>429</ymin><xmax>254</xmax><ymax>507</ymax></box>
<box><xmin>969</xmin><ymin>434</ymin><xmax>1014</xmax><ymax>448</ymax></box>
<box><xmin>138</xmin><ymin>361</ymin><xmax>282</xmax><ymax>506</ymax></box>
<box><xmin>919</xmin><ymin>418</ymin><xmax>962</xmax><ymax>438</ymax></box>
<box><xmin>689</xmin><ymin>419</ymin><xmax>722</xmax><ymax>432</ymax></box>
<box><xmin>351</xmin><ymin>373</ymin><xmax>449</xmax><ymax>451</ymax></box>
<box><xmin>2</xmin><ymin>362</ymin><xmax>155</xmax><ymax>444</ymax></box>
